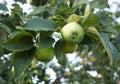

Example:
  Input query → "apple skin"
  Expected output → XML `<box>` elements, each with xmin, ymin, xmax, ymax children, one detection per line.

<box><xmin>61</xmin><ymin>22</ymin><xmax>85</xmax><ymax>43</ymax></box>
<box><xmin>35</xmin><ymin>47</ymin><xmax>54</xmax><ymax>62</ymax></box>
<box><xmin>63</xmin><ymin>42</ymin><xmax>78</xmax><ymax>53</ymax></box>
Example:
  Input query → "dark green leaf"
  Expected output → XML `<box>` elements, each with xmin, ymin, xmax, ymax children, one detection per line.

<box><xmin>109</xmin><ymin>42</ymin><xmax>119</xmax><ymax>60</ymax></box>
<box><xmin>80</xmin><ymin>35</ymin><xmax>92</xmax><ymax>44</ymax></box>
<box><xmin>30</xmin><ymin>5</ymin><xmax>52</xmax><ymax>16</ymax></box>
<box><xmin>39</xmin><ymin>36</ymin><xmax>55</xmax><ymax>50</ymax></box>
<box><xmin>0</xmin><ymin>47</ymin><xmax>3</xmax><ymax>56</ymax></box>
<box><xmin>115</xmin><ymin>11</ymin><xmax>120</xmax><ymax>18</ymax></box>
<box><xmin>14</xmin><ymin>0</ymin><xmax>27</xmax><ymax>4</ymax></box>
<box><xmin>0</xmin><ymin>28</ymin><xmax>7</xmax><ymax>46</ymax></box>
<box><xmin>49</xmin><ymin>15</ymin><xmax>65</xmax><ymax>27</ymax></box>
<box><xmin>99</xmin><ymin>33</ymin><xmax>113</xmax><ymax>64</ymax></box>
<box><xmin>117</xmin><ymin>36</ymin><xmax>120</xmax><ymax>49</ymax></box>
<box><xmin>100</xmin><ymin>34</ymin><xmax>119</xmax><ymax>61</ymax></box>
<box><xmin>54</xmin><ymin>39</ymin><xmax>68</xmax><ymax>66</ymax></box>
<box><xmin>9</xmin><ymin>30</ymin><xmax>23</xmax><ymax>38</ymax></box>
<box><xmin>90</xmin><ymin>0</ymin><xmax>109</xmax><ymax>9</ymax></box>
<box><xmin>114</xmin><ymin>25</ymin><xmax>120</xmax><ymax>33</ymax></box>
<box><xmin>57</xmin><ymin>0</ymin><xmax>65</xmax><ymax>6</ymax></box>
<box><xmin>30</xmin><ymin>6</ymin><xmax>46</xmax><ymax>15</ymax></box>
<box><xmin>83</xmin><ymin>13</ymin><xmax>100</xmax><ymax>26</ymax></box>
<box><xmin>101</xmin><ymin>26</ymin><xmax>117</xmax><ymax>34</ymax></box>
<box><xmin>58</xmin><ymin>54</ymin><xmax>68</xmax><ymax>67</ymax></box>
<box><xmin>23</xmin><ymin>18</ymin><xmax>57</xmax><ymax>31</ymax></box>
<box><xmin>99</xmin><ymin>33</ymin><xmax>109</xmax><ymax>47</ymax></box>
<box><xmin>54</xmin><ymin>39</ymin><xmax>64</xmax><ymax>60</ymax></box>
<box><xmin>11</xmin><ymin>4</ymin><xmax>24</xmax><ymax>18</ymax></box>
<box><xmin>12</xmin><ymin>47</ymin><xmax>36</xmax><ymax>80</ymax></box>
<box><xmin>99</xmin><ymin>15</ymin><xmax>111</xmax><ymax>26</ymax></box>
<box><xmin>30</xmin><ymin>0</ymin><xmax>48</xmax><ymax>6</ymax></box>
<box><xmin>0</xmin><ymin>3</ymin><xmax>8</xmax><ymax>11</ymax></box>
<box><xmin>0</xmin><ymin>22</ymin><xmax>12</xmax><ymax>34</ymax></box>
<box><xmin>3</xmin><ymin>32</ymin><xmax>34</xmax><ymax>52</ymax></box>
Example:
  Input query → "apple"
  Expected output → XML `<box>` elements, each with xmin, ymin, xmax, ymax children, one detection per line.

<box><xmin>63</xmin><ymin>42</ymin><xmax>78</xmax><ymax>53</ymax></box>
<box><xmin>35</xmin><ymin>47</ymin><xmax>54</xmax><ymax>62</ymax></box>
<box><xmin>61</xmin><ymin>22</ymin><xmax>85</xmax><ymax>43</ymax></box>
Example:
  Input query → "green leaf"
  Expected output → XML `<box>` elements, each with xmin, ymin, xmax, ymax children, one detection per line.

<box><xmin>80</xmin><ymin>35</ymin><xmax>92</xmax><ymax>44</ymax></box>
<box><xmin>72</xmin><ymin>0</ymin><xmax>88</xmax><ymax>7</ymax></box>
<box><xmin>0</xmin><ymin>28</ymin><xmax>7</xmax><ymax>46</ymax></box>
<box><xmin>14</xmin><ymin>0</ymin><xmax>27</xmax><ymax>4</ymax></box>
<box><xmin>0</xmin><ymin>3</ymin><xmax>8</xmax><ymax>11</ymax></box>
<box><xmin>54</xmin><ymin>39</ymin><xmax>68</xmax><ymax>66</ymax></box>
<box><xmin>12</xmin><ymin>47</ymin><xmax>36</xmax><ymax>80</ymax></box>
<box><xmin>86</xmin><ymin>26</ymin><xmax>100</xmax><ymax>43</ymax></box>
<box><xmin>87</xmin><ymin>27</ymin><xmax>119</xmax><ymax>65</ymax></box>
<box><xmin>100</xmin><ymin>33</ymin><xmax>109</xmax><ymax>46</ymax></box>
<box><xmin>84</xmin><ymin>3</ymin><xmax>90</xmax><ymax>18</ymax></box>
<box><xmin>39</xmin><ymin>36</ymin><xmax>55</xmax><ymax>50</ymax></box>
<box><xmin>109</xmin><ymin>42</ymin><xmax>119</xmax><ymax>60</ymax></box>
<box><xmin>23</xmin><ymin>18</ymin><xmax>57</xmax><ymax>31</ymax></box>
<box><xmin>101</xmin><ymin>26</ymin><xmax>117</xmax><ymax>34</ymax></box>
<box><xmin>99</xmin><ymin>15</ymin><xmax>111</xmax><ymax>26</ymax></box>
<box><xmin>114</xmin><ymin>25</ymin><xmax>120</xmax><ymax>33</ymax></box>
<box><xmin>54</xmin><ymin>39</ymin><xmax>64</xmax><ymax>60</ymax></box>
<box><xmin>11</xmin><ymin>4</ymin><xmax>24</xmax><ymax>17</ymax></box>
<box><xmin>0</xmin><ymin>22</ymin><xmax>12</xmax><ymax>34</ymax></box>
<box><xmin>3</xmin><ymin>32</ymin><xmax>34</xmax><ymax>52</ymax></box>
<box><xmin>115</xmin><ymin>11</ymin><xmax>120</xmax><ymax>18</ymax></box>
<box><xmin>30</xmin><ymin>0</ymin><xmax>48</xmax><ymax>6</ymax></box>
<box><xmin>0</xmin><ymin>47</ymin><xmax>3</xmax><ymax>56</ymax></box>
<box><xmin>83</xmin><ymin>13</ymin><xmax>100</xmax><ymax>26</ymax></box>
<box><xmin>9</xmin><ymin>30</ymin><xmax>23</xmax><ymax>38</ymax></box>
<box><xmin>0</xmin><ymin>28</ymin><xmax>9</xmax><ymax>56</ymax></box>
<box><xmin>90</xmin><ymin>0</ymin><xmax>109</xmax><ymax>9</ymax></box>
<box><xmin>67</xmin><ymin>14</ymin><xmax>81</xmax><ymax>23</ymax></box>
<box><xmin>49</xmin><ymin>15</ymin><xmax>65</xmax><ymax>27</ymax></box>
<box><xmin>99</xmin><ymin>33</ymin><xmax>119</xmax><ymax>62</ymax></box>
<box><xmin>57</xmin><ymin>0</ymin><xmax>65</xmax><ymax>6</ymax></box>
<box><xmin>56</xmin><ymin>5</ymin><xmax>79</xmax><ymax>15</ymax></box>
<box><xmin>30</xmin><ymin>6</ymin><xmax>47</xmax><ymax>15</ymax></box>
<box><xmin>58</xmin><ymin>53</ymin><xmax>68</xmax><ymax>67</ymax></box>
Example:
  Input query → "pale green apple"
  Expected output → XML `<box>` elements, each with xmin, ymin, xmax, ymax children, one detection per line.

<box><xmin>61</xmin><ymin>22</ymin><xmax>85</xmax><ymax>43</ymax></box>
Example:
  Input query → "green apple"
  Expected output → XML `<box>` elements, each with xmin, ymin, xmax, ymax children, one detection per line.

<box><xmin>63</xmin><ymin>42</ymin><xmax>78</xmax><ymax>53</ymax></box>
<box><xmin>35</xmin><ymin>47</ymin><xmax>54</xmax><ymax>62</ymax></box>
<box><xmin>61</xmin><ymin>22</ymin><xmax>85</xmax><ymax>43</ymax></box>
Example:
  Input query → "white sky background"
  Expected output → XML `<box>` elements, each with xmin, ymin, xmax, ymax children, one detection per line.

<box><xmin>0</xmin><ymin>0</ymin><xmax>120</xmax><ymax>83</ymax></box>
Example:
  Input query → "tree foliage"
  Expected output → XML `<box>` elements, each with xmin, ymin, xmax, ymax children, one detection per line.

<box><xmin>0</xmin><ymin>0</ymin><xmax>120</xmax><ymax>84</ymax></box>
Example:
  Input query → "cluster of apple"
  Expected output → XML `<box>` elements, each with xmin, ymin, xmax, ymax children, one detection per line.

<box><xmin>35</xmin><ymin>22</ymin><xmax>85</xmax><ymax>63</ymax></box>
